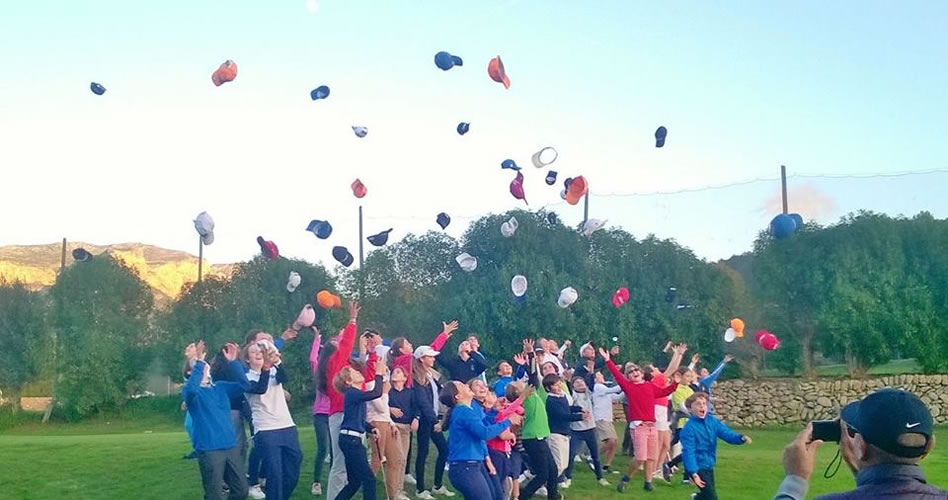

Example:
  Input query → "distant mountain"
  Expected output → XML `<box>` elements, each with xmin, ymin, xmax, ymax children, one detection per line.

<box><xmin>0</xmin><ymin>242</ymin><xmax>233</xmax><ymax>303</ymax></box>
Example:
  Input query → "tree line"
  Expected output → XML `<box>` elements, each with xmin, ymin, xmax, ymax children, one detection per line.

<box><xmin>2</xmin><ymin>209</ymin><xmax>948</xmax><ymax>418</ymax></box>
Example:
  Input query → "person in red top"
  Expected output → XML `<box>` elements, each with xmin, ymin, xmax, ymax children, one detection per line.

<box><xmin>325</xmin><ymin>302</ymin><xmax>361</xmax><ymax>500</ymax></box>
<box><xmin>644</xmin><ymin>342</ymin><xmax>688</xmax><ymax>482</ymax></box>
<box><xmin>600</xmin><ymin>347</ymin><xmax>678</xmax><ymax>494</ymax></box>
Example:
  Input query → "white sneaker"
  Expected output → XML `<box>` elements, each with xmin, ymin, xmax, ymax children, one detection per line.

<box><xmin>599</xmin><ymin>478</ymin><xmax>611</xmax><ymax>486</ymax></box>
<box><xmin>417</xmin><ymin>491</ymin><xmax>436</xmax><ymax>500</ymax></box>
<box><xmin>560</xmin><ymin>479</ymin><xmax>571</xmax><ymax>489</ymax></box>
<box><xmin>573</xmin><ymin>455</ymin><xmax>582</xmax><ymax>463</ymax></box>
<box><xmin>433</xmin><ymin>486</ymin><xmax>455</xmax><ymax>497</ymax></box>
<box><xmin>248</xmin><ymin>485</ymin><xmax>266</xmax><ymax>499</ymax></box>
<box><xmin>405</xmin><ymin>474</ymin><xmax>417</xmax><ymax>485</ymax></box>
<box><xmin>536</xmin><ymin>486</ymin><xmax>548</xmax><ymax>496</ymax></box>
<box><xmin>311</xmin><ymin>482</ymin><xmax>322</xmax><ymax>496</ymax></box>
<box><xmin>396</xmin><ymin>493</ymin><xmax>411</xmax><ymax>500</ymax></box>
<box><xmin>518</xmin><ymin>474</ymin><xmax>528</xmax><ymax>484</ymax></box>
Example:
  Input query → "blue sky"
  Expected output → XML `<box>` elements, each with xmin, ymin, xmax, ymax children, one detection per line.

<box><xmin>2</xmin><ymin>1</ymin><xmax>946</xmax><ymax>264</ymax></box>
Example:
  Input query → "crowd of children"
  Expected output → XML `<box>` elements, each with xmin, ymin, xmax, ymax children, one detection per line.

<box><xmin>180</xmin><ymin>301</ymin><xmax>749</xmax><ymax>500</ymax></box>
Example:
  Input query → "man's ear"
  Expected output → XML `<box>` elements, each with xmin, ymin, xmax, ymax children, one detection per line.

<box><xmin>920</xmin><ymin>435</ymin><xmax>935</xmax><ymax>460</ymax></box>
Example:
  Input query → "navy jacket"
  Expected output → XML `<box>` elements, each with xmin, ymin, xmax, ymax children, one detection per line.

<box><xmin>545</xmin><ymin>393</ymin><xmax>583</xmax><ymax>435</ymax></box>
<box><xmin>388</xmin><ymin>385</ymin><xmax>417</xmax><ymax>425</ymax></box>
<box><xmin>340</xmin><ymin>375</ymin><xmax>384</xmax><ymax>433</ymax></box>
<box><xmin>438</xmin><ymin>353</ymin><xmax>488</xmax><ymax>383</ymax></box>
<box><xmin>412</xmin><ymin>375</ymin><xmax>443</xmax><ymax>422</ymax></box>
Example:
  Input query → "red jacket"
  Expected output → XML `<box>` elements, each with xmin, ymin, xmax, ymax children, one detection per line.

<box><xmin>605</xmin><ymin>360</ymin><xmax>677</xmax><ymax>422</ymax></box>
<box><xmin>327</xmin><ymin>321</ymin><xmax>357</xmax><ymax>415</ymax></box>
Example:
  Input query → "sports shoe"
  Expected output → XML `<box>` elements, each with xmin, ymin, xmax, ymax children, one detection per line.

<box><xmin>248</xmin><ymin>485</ymin><xmax>266</xmax><ymax>499</ymax></box>
<box><xmin>404</xmin><ymin>474</ymin><xmax>417</xmax><ymax>485</ymax></box>
<box><xmin>573</xmin><ymin>455</ymin><xmax>582</xmax><ymax>463</ymax></box>
<box><xmin>612</xmin><ymin>469</ymin><xmax>621</xmax><ymax>474</ymax></box>
<box><xmin>681</xmin><ymin>478</ymin><xmax>692</xmax><ymax>486</ymax></box>
<box><xmin>182</xmin><ymin>451</ymin><xmax>197</xmax><ymax>460</ymax></box>
<box><xmin>433</xmin><ymin>486</ymin><xmax>455</xmax><ymax>497</ymax></box>
<box><xmin>417</xmin><ymin>491</ymin><xmax>435</xmax><ymax>500</ymax></box>
<box><xmin>662</xmin><ymin>463</ymin><xmax>672</xmax><ymax>483</ymax></box>
<box><xmin>559</xmin><ymin>479</ymin><xmax>571</xmax><ymax>489</ymax></box>
<box><xmin>536</xmin><ymin>486</ymin><xmax>547</xmax><ymax>496</ymax></box>
<box><xmin>643</xmin><ymin>481</ymin><xmax>653</xmax><ymax>492</ymax></box>
<box><xmin>587</xmin><ymin>459</ymin><xmax>595</xmax><ymax>471</ymax></box>
<box><xmin>395</xmin><ymin>493</ymin><xmax>411</xmax><ymax>500</ymax></box>
<box><xmin>598</xmin><ymin>478</ymin><xmax>611</xmax><ymax>486</ymax></box>
<box><xmin>311</xmin><ymin>482</ymin><xmax>322</xmax><ymax>496</ymax></box>
<box><xmin>617</xmin><ymin>480</ymin><xmax>628</xmax><ymax>493</ymax></box>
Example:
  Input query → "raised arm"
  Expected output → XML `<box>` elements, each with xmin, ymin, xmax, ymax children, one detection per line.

<box><xmin>456</xmin><ymin>408</ymin><xmax>511</xmax><ymax>441</ymax></box>
<box><xmin>309</xmin><ymin>330</ymin><xmax>322</xmax><ymax>374</ymax></box>
<box><xmin>330</xmin><ymin>303</ymin><xmax>361</xmax><ymax>368</ymax></box>
<box><xmin>430</xmin><ymin>320</ymin><xmax>459</xmax><ymax>352</ymax></box>
<box><xmin>701</xmin><ymin>355</ymin><xmax>732</xmax><ymax>386</ymax></box>
<box><xmin>662</xmin><ymin>343</ymin><xmax>687</xmax><ymax>379</ymax></box>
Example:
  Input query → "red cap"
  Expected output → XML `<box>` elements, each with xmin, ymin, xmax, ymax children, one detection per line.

<box><xmin>211</xmin><ymin>60</ymin><xmax>238</xmax><ymax>87</ymax></box>
<box><xmin>488</xmin><ymin>56</ymin><xmax>510</xmax><ymax>89</ymax></box>
<box><xmin>351</xmin><ymin>178</ymin><xmax>367</xmax><ymax>199</ymax></box>
<box><xmin>612</xmin><ymin>287</ymin><xmax>630</xmax><ymax>308</ymax></box>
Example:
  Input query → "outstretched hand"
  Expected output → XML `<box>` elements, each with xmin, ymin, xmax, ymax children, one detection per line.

<box><xmin>673</xmin><ymin>343</ymin><xmax>689</xmax><ymax>355</ymax></box>
<box><xmin>442</xmin><ymin>320</ymin><xmax>459</xmax><ymax>337</ymax></box>
<box><xmin>184</xmin><ymin>343</ymin><xmax>198</xmax><ymax>361</ymax></box>
<box><xmin>222</xmin><ymin>342</ymin><xmax>240</xmax><ymax>362</ymax></box>
<box><xmin>598</xmin><ymin>347</ymin><xmax>611</xmax><ymax>362</ymax></box>
<box><xmin>348</xmin><ymin>301</ymin><xmax>361</xmax><ymax>322</ymax></box>
<box><xmin>724</xmin><ymin>354</ymin><xmax>735</xmax><ymax>363</ymax></box>
<box><xmin>691</xmin><ymin>353</ymin><xmax>700</xmax><ymax>365</ymax></box>
<box><xmin>522</xmin><ymin>339</ymin><xmax>535</xmax><ymax>354</ymax></box>
<box><xmin>513</xmin><ymin>353</ymin><xmax>527</xmax><ymax>366</ymax></box>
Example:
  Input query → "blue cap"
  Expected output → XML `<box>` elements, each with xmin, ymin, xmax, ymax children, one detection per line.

<box><xmin>352</xmin><ymin>126</ymin><xmax>368</xmax><ymax>138</ymax></box>
<box><xmin>436</xmin><ymin>212</ymin><xmax>451</xmax><ymax>229</ymax></box>
<box><xmin>770</xmin><ymin>214</ymin><xmax>797</xmax><ymax>240</ymax></box>
<box><xmin>547</xmin><ymin>212</ymin><xmax>559</xmax><ymax>225</ymax></box>
<box><xmin>789</xmin><ymin>213</ymin><xmax>804</xmax><ymax>230</ymax></box>
<box><xmin>434</xmin><ymin>51</ymin><xmax>463</xmax><ymax>71</ymax></box>
<box><xmin>563</xmin><ymin>177</ymin><xmax>573</xmax><ymax>189</ymax></box>
<box><xmin>545</xmin><ymin>170</ymin><xmax>558</xmax><ymax>185</ymax></box>
<box><xmin>332</xmin><ymin>246</ymin><xmax>354</xmax><ymax>267</ymax></box>
<box><xmin>457</xmin><ymin>122</ymin><xmax>470</xmax><ymax>135</ymax></box>
<box><xmin>665</xmin><ymin>287</ymin><xmax>677</xmax><ymax>303</ymax></box>
<box><xmin>306</xmin><ymin>220</ymin><xmax>333</xmax><ymax>239</ymax></box>
<box><xmin>367</xmin><ymin>228</ymin><xmax>392</xmax><ymax>247</ymax></box>
<box><xmin>655</xmin><ymin>126</ymin><xmax>667</xmax><ymax>148</ymax></box>
<box><xmin>501</xmin><ymin>159</ymin><xmax>521</xmax><ymax>171</ymax></box>
<box><xmin>310</xmin><ymin>85</ymin><xmax>330</xmax><ymax>101</ymax></box>
<box><xmin>90</xmin><ymin>82</ymin><xmax>106</xmax><ymax>95</ymax></box>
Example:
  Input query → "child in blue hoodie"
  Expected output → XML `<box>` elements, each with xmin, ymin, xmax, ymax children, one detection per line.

<box><xmin>679</xmin><ymin>392</ymin><xmax>752</xmax><ymax>500</ymax></box>
<box><xmin>181</xmin><ymin>341</ymin><xmax>251</xmax><ymax>500</ymax></box>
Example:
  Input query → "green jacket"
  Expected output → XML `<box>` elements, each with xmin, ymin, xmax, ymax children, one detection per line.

<box><xmin>521</xmin><ymin>388</ymin><xmax>551</xmax><ymax>439</ymax></box>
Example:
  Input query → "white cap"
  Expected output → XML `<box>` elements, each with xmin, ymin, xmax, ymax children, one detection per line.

<box><xmin>286</xmin><ymin>271</ymin><xmax>302</xmax><ymax>292</ymax></box>
<box><xmin>511</xmin><ymin>275</ymin><xmax>528</xmax><ymax>297</ymax></box>
<box><xmin>581</xmin><ymin>218</ymin><xmax>607</xmax><ymax>237</ymax></box>
<box><xmin>456</xmin><ymin>252</ymin><xmax>478</xmax><ymax>272</ymax></box>
<box><xmin>194</xmin><ymin>211</ymin><xmax>215</xmax><ymax>246</ymax></box>
<box><xmin>413</xmin><ymin>345</ymin><xmax>440</xmax><ymax>359</ymax></box>
<box><xmin>557</xmin><ymin>287</ymin><xmax>578</xmax><ymax>308</ymax></box>
<box><xmin>531</xmin><ymin>146</ymin><xmax>558</xmax><ymax>168</ymax></box>
<box><xmin>724</xmin><ymin>328</ymin><xmax>737</xmax><ymax>343</ymax></box>
<box><xmin>500</xmin><ymin>217</ymin><xmax>519</xmax><ymax>238</ymax></box>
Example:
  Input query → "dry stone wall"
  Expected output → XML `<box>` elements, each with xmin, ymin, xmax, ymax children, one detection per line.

<box><xmin>708</xmin><ymin>374</ymin><xmax>948</xmax><ymax>427</ymax></box>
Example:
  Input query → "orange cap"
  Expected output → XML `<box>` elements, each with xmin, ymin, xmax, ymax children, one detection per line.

<box><xmin>317</xmin><ymin>290</ymin><xmax>340</xmax><ymax>309</ymax></box>
<box><xmin>565</xmin><ymin>176</ymin><xmax>588</xmax><ymax>205</ymax></box>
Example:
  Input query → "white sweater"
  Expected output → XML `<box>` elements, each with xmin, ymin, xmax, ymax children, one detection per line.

<box><xmin>246</xmin><ymin>367</ymin><xmax>295</xmax><ymax>432</ymax></box>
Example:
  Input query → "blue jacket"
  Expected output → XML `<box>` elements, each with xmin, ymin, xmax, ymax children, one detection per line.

<box><xmin>387</xmin><ymin>385</ymin><xmax>417</xmax><ymax>425</ymax></box>
<box><xmin>341</xmin><ymin>375</ymin><xmax>384</xmax><ymax>433</ymax></box>
<box><xmin>680</xmin><ymin>413</ymin><xmax>745</xmax><ymax>474</ymax></box>
<box><xmin>545</xmin><ymin>393</ymin><xmax>583</xmax><ymax>435</ymax></box>
<box><xmin>446</xmin><ymin>403</ymin><xmax>510</xmax><ymax>462</ymax></box>
<box><xmin>181</xmin><ymin>360</ymin><xmax>250</xmax><ymax>452</ymax></box>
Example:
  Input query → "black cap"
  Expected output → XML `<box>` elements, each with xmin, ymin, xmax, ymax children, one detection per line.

<box><xmin>366</xmin><ymin>228</ymin><xmax>392</xmax><ymax>247</ymax></box>
<box><xmin>841</xmin><ymin>389</ymin><xmax>933</xmax><ymax>458</ymax></box>
<box><xmin>436</xmin><ymin>212</ymin><xmax>451</xmax><ymax>230</ymax></box>
<box><xmin>72</xmin><ymin>248</ymin><xmax>92</xmax><ymax>262</ymax></box>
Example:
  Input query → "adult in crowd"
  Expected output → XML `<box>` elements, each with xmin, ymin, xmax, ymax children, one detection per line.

<box><xmin>642</xmin><ymin>343</ymin><xmax>687</xmax><ymax>482</ymax></box>
<box><xmin>412</xmin><ymin>342</ymin><xmax>452</xmax><ymax>499</ymax></box>
<box><xmin>435</xmin><ymin>332</ymin><xmax>488</xmax><ymax>383</ymax></box>
<box><xmin>307</xmin><ymin>327</ymin><xmax>331</xmax><ymax>497</ymax></box>
<box><xmin>773</xmin><ymin>389</ymin><xmax>944</xmax><ymax>500</ymax></box>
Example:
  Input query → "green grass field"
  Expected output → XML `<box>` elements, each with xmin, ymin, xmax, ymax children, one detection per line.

<box><xmin>2</xmin><ymin>417</ymin><xmax>947</xmax><ymax>500</ymax></box>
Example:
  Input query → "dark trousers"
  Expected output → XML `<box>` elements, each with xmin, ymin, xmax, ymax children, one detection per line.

<box><xmin>565</xmin><ymin>429</ymin><xmax>602</xmax><ymax>480</ymax></box>
<box><xmin>448</xmin><ymin>462</ymin><xmax>495</xmax><ymax>500</ymax></box>
<box><xmin>230</xmin><ymin>410</ymin><xmax>249</xmax><ymax>461</ymax></box>
<box><xmin>197</xmin><ymin>446</ymin><xmax>249</xmax><ymax>500</ymax></box>
<box><xmin>313</xmin><ymin>414</ymin><xmax>331</xmax><ymax>483</ymax></box>
<box><xmin>521</xmin><ymin>438</ymin><xmax>558</xmax><ymax>500</ymax></box>
<box><xmin>694</xmin><ymin>468</ymin><xmax>717</xmax><ymax>500</ymax></box>
<box><xmin>416</xmin><ymin>419</ymin><xmax>447</xmax><ymax>491</ymax></box>
<box><xmin>247</xmin><ymin>430</ymin><xmax>263</xmax><ymax>486</ymax></box>
<box><xmin>254</xmin><ymin>427</ymin><xmax>303</xmax><ymax>500</ymax></box>
<box><xmin>335</xmin><ymin>434</ymin><xmax>376</xmax><ymax>500</ymax></box>
<box><xmin>488</xmin><ymin>449</ymin><xmax>508</xmax><ymax>487</ymax></box>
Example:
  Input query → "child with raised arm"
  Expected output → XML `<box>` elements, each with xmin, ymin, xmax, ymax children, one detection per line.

<box><xmin>333</xmin><ymin>360</ymin><xmax>387</xmax><ymax>500</ymax></box>
<box><xmin>600</xmin><ymin>347</ymin><xmax>679</xmax><ymax>493</ymax></box>
<box><xmin>182</xmin><ymin>341</ymin><xmax>250</xmax><ymax>500</ymax></box>
<box><xmin>680</xmin><ymin>392</ymin><xmax>751</xmax><ymax>500</ymax></box>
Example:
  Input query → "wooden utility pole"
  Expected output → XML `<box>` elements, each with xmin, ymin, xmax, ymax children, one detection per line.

<box><xmin>358</xmin><ymin>206</ymin><xmax>364</xmax><ymax>268</ymax></box>
<box><xmin>583</xmin><ymin>193</ymin><xmax>589</xmax><ymax>224</ymax></box>
<box><xmin>197</xmin><ymin>237</ymin><xmax>203</xmax><ymax>283</ymax></box>
<box><xmin>780</xmin><ymin>165</ymin><xmax>788</xmax><ymax>214</ymax></box>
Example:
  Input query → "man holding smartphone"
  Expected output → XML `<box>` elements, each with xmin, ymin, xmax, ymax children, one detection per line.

<box><xmin>773</xmin><ymin>389</ymin><xmax>944</xmax><ymax>499</ymax></box>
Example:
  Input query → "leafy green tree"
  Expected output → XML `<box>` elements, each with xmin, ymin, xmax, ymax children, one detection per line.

<box><xmin>0</xmin><ymin>281</ymin><xmax>50</xmax><ymax>413</ymax></box>
<box><xmin>49</xmin><ymin>255</ymin><xmax>154</xmax><ymax>418</ymax></box>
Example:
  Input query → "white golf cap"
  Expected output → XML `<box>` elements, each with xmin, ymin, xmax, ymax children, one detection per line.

<box><xmin>456</xmin><ymin>252</ymin><xmax>478</xmax><ymax>272</ymax></box>
<box><xmin>558</xmin><ymin>287</ymin><xmax>578</xmax><ymax>308</ymax></box>
<box><xmin>500</xmin><ymin>217</ymin><xmax>519</xmax><ymax>238</ymax></box>
<box><xmin>286</xmin><ymin>271</ymin><xmax>302</xmax><ymax>292</ymax></box>
<box><xmin>413</xmin><ymin>345</ymin><xmax>440</xmax><ymax>359</ymax></box>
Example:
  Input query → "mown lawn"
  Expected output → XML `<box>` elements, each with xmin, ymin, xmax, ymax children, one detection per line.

<box><xmin>2</xmin><ymin>420</ymin><xmax>947</xmax><ymax>500</ymax></box>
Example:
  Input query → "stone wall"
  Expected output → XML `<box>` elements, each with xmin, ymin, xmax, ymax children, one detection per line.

<box><xmin>711</xmin><ymin>374</ymin><xmax>948</xmax><ymax>427</ymax></box>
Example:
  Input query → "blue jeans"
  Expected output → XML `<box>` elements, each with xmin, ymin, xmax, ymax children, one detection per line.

<box><xmin>335</xmin><ymin>434</ymin><xmax>376</xmax><ymax>500</ymax></box>
<box><xmin>448</xmin><ymin>462</ymin><xmax>495</xmax><ymax>500</ymax></box>
<box><xmin>565</xmin><ymin>428</ymin><xmax>602</xmax><ymax>480</ymax></box>
<box><xmin>253</xmin><ymin>427</ymin><xmax>303</xmax><ymax>500</ymax></box>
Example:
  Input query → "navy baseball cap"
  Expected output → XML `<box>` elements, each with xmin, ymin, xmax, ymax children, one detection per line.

<box><xmin>367</xmin><ymin>228</ymin><xmax>392</xmax><ymax>247</ymax></box>
<box><xmin>436</xmin><ymin>212</ymin><xmax>451</xmax><ymax>229</ymax></box>
<box><xmin>457</xmin><ymin>122</ymin><xmax>470</xmax><ymax>135</ymax></box>
<box><xmin>332</xmin><ymin>246</ymin><xmax>354</xmax><ymax>267</ymax></box>
<box><xmin>306</xmin><ymin>220</ymin><xmax>333</xmax><ymax>239</ymax></box>
<box><xmin>310</xmin><ymin>85</ymin><xmax>330</xmax><ymax>100</ymax></box>
<box><xmin>841</xmin><ymin>389</ymin><xmax>933</xmax><ymax>458</ymax></box>
<box><xmin>655</xmin><ymin>126</ymin><xmax>667</xmax><ymax>148</ymax></box>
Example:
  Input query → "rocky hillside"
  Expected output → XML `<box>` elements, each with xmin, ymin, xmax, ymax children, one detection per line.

<box><xmin>0</xmin><ymin>242</ymin><xmax>233</xmax><ymax>303</ymax></box>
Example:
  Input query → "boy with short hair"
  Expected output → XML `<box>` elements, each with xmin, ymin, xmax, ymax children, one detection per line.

<box><xmin>680</xmin><ymin>392</ymin><xmax>752</xmax><ymax>500</ymax></box>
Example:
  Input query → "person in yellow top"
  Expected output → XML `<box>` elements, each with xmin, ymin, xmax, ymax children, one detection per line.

<box><xmin>665</xmin><ymin>367</ymin><xmax>696</xmax><ymax>481</ymax></box>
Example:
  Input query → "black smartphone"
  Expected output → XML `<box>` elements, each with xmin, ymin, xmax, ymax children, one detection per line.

<box><xmin>811</xmin><ymin>419</ymin><xmax>841</xmax><ymax>442</ymax></box>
